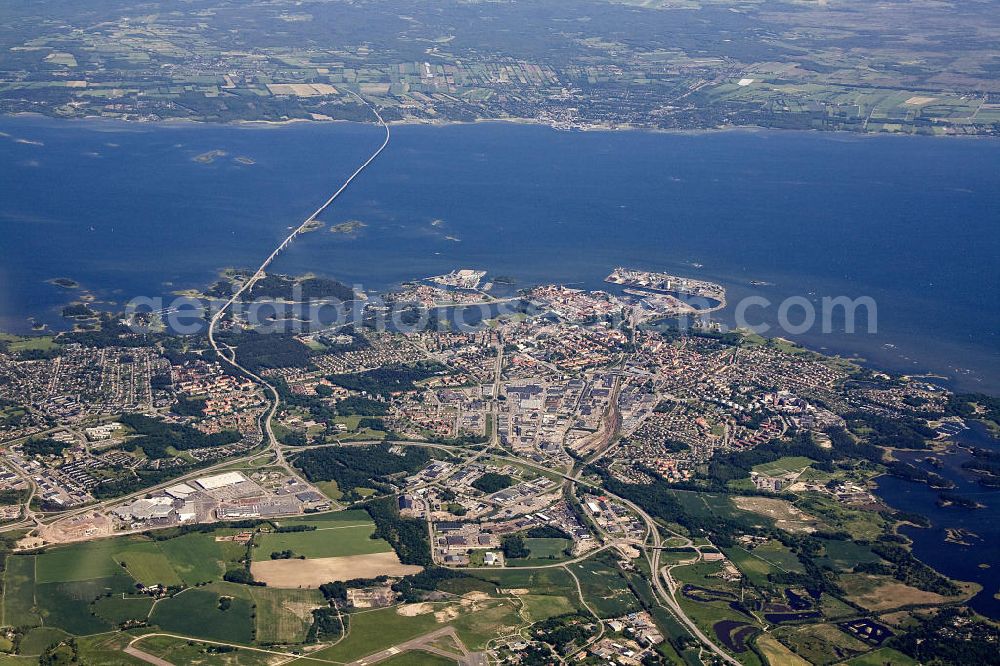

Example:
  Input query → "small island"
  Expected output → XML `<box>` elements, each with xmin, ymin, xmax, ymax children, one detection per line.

<box><xmin>937</xmin><ymin>492</ymin><xmax>985</xmax><ymax>510</ymax></box>
<box><xmin>193</xmin><ymin>149</ymin><xmax>227</xmax><ymax>164</ymax></box>
<box><xmin>329</xmin><ymin>220</ymin><xmax>367</xmax><ymax>234</ymax></box>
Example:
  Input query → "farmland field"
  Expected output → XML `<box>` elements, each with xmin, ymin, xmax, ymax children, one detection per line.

<box><xmin>113</xmin><ymin>540</ymin><xmax>183</xmax><ymax>587</ymax></box>
<box><xmin>156</xmin><ymin>531</ymin><xmax>246</xmax><ymax>584</ymax></box>
<box><xmin>251</xmin><ymin>551</ymin><xmax>421</xmax><ymax>587</ymax></box>
<box><xmin>251</xmin><ymin>522</ymin><xmax>388</xmax><ymax>561</ymax></box>
<box><xmin>18</xmin><ymin>627</ymin><xmax>69</xmax><ymax>656</ymax></box>
<box><xmin>247</xmin><ymin>586</ymin><xmax>324</xmax><ymax>644</ymax></box>
<box><xmin>35</xmin><ymin>572</ymin><xmax>135</xmax><ymax>635</ymax></box>
<box><xmin>667</xmin><ymin>489</ymin><xmax>745</xmax><ymax>522</ymax></box>
<box><xmin>2</xmin><ymin>555</ymin><xmax>40</xmax><ymax>626</ymax></box>
<box><xmin>93</xmin><ymin>594</ymin><xmax>155</xmax><ymax>625</ymax></box>
<box><xmin>149</xmin><ymin>583</ymin><xmax>255</xmax><ymax>644</ymax></box>
<box><xmin>838</xmin><ymin>574</ymin><xmax>958</xmax><ymax>612</ymax></box>
<box><xmin>816</xmin><ymin>539</ymin><xmax>880</xmax><ymax>572</ymax></box>
<box><xmin>75</xmin><ymin>632</ymin><xmax>149</xmax><ymax>666</ymax></box>
<box><xmin>725</xmin><ymin>541</ymin><xmax>804</xmax><ymax>586</ymax></box>
<box><xmin>34</xmin><ymin>540</ymin><xmax>124</xmax><ymax>583</ymax></box>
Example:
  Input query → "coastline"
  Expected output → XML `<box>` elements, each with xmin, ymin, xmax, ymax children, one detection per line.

<box><xmin>6</xmin><ymin>109</ymin><xmax>1000</xmax><ymax>142</ymax></box>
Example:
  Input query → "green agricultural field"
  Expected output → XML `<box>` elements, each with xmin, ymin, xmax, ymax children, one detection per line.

<box><xmin>34</xmin><ymin>540</ymin><xmax>125</xmax><ymax>583</ymax></box>
<box><xmin>75</xmin><ymin>633</ymin><xmax>149</xmax><ymax>666</ymax></box>
<box><xmin>818</xmin><ymin>594</ymin><xmax>860</xmax><ymax>621</ymax></box>
<box><xmin>725</xmin><ymin>541</ymin><xmax>804</xmax><ymax>586</ymax></box>
<box><xmin>17</xmin><ymin>627</ymin><xmax>70</xmax><ymax>656</ymax></box>
<box><xmin>433</xmin><ymin>575</ymin><xmax>496</xmax><ymax>596</ymax></box>
<box><xmin>92</xmin><ymin>594</ymin><xmax>155</xmax><ymax>625</ymax></box>
<box><xmin>247</xmin><ymin>586</ymin><xmax>324</xmax><ymax>644</ymax></box>
<box><xmin>816</xmin><ymin>539</ymin><xmax>880</xmax><ymax>572</ymax></box>
<box><xmin>755</xmin><ymin>634</ymin><xmax>810</xmax><ymax>666</ymax></box>
<box><xmin>2</xmin><ymin>554</ymin><xmax>40</xmax><ymax>626</ymax></box>
<box><xmin>307</xmin><ymin>605</ymin><xmax>442</xmax><ymax>662</ymax></box>
<box><xmin>114</xmin><ymin>540</ymin><xmax>183</xmax><ymax>586</ymax></box>
<box><xmin>251</xmin><ymin>522</ymin><xmax>388</xmax><ymax>561</ymax></box>
<box><xmin>155</xmin><ymin>531</ymin><xmax>246</xmax><ymax>584</ymax></box>
<box><xmin>35</xmin><ymin>572</ymin><xmax>135</xmax><ymax>635</ymax></box>
<box><xmin>149</xmin><ymin>583</ymin><xmax>255</xmax><ymax>644</ymax></box>
<box><xmin>667</xmin><ymin>489</ymin><xmax>743</xmax><ymax>522</ymax></box>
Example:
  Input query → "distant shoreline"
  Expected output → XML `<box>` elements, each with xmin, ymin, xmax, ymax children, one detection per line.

<box><xmin>4</xmin><ymin>110</ymin><xmax>999</xmax><ymax>142</ymax></box>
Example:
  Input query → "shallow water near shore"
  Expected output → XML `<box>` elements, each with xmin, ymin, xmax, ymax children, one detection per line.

<box><xmin>874</xmin><ymin>421</ymin><xmax>1000</xmax><ymax>619</ymax></box>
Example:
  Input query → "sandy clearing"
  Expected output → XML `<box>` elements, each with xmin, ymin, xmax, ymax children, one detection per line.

<box><xmin>397</xmin><ymin>603</ymin><xmax>435</xmax><ymax>616</ymax></box>
<box><xmin>904</xmin><ymin>96</ymin><xmax>937</xmax><ymax>106</ymax></box>
<box><xmin>251</xmin><ymin>551</ymin><xmax>422</xmax><ymax>588</ymax></box>
<box><xmin>732</xmin><ymin>496</ymin><xmax>819</xmax><ymax>533</ymax></box>
<box><xmin>284</xmin><ymin>600</ymin><xmax>321</xmax><ymax>621</ymax></box>
<box><xmin>462</xmin><ymin>591</ymin><xmax>490</xmax><ymax>601</ymax></box>
<box><xmin>434</xmin><ymin>606</ymin><xmax>461</xmax><ymax>622</ymax></box>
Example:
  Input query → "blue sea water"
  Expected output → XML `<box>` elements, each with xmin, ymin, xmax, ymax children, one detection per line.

<box><xmin>0</xmin><ymin>116</ymin><xmax>998</xmax><ymax>392</ymax></box>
